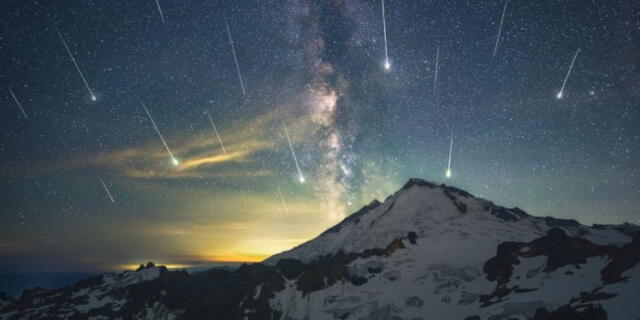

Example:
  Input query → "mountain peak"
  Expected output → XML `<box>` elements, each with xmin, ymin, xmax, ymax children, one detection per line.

<box><xmin>266</xmin><ymin>179</ymin><xmax>633</xmax><ymax>265</ymax></box>
<box><xmin>265</xmin><ymin>179</ymin><xmax>509</xmax><ymax>264</ymax></box>
<box><xmin>401</xmin><ymin>178</ymin><xmax>440</xmax><ymax>190</ymax></box>
<box><xmin>399</xmin><ymin>178</ymin><xmax>476</xmax><ymax>204</ymax></box>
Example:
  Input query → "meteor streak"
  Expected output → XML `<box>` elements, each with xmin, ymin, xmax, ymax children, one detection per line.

<box><xmin>282</xmin><ymin>122</ymin><xmax>305</xmax><ymax>183</ymax></box>
<box><xmin>557</xmin><ymin>48</ymin><xmax>581</xmax><ymax>99</ymax></box>
<box><xmin>492</xmin><ymin>0</ymin><xmax>509</xmax><ymax>57</ymax></box>
<box><xmin>8</xmin><ymin>88</ymin><xmax>28</xmax><ymax>119</ymax></box>
<box><xmin>141</xmin><ymin>101</ymin><xmax>179</xmax><ymax>166</ymax></box>
<box><xmin>154</xmin><ymin>0</ymin><xmax>166</xmax><ymax>23</ymax></box>
<box><xmin>206</xmin><ymin>111</ymin><xmax>227</xmax><ymax>155</ymax></box>
<box><xmin>434</xmin><ymin>46</ymin><xmax>440</xmax><ymax>97</ymax></box>
<box><xmin>224</xmin><ymin>18</ymin><xmax>246</xmax><ymax>96</ymax></box>
<box><xmin>381</xmin><ymin>0</ymin><xmax>390</xmax><ymax>70</ymax></box>
<box><xmin>53</xmin><ymin>23</ymin><xmax>97</xmax><ymax>101</ymax></box>
<box><xmin>446</xmin><ymin>130</ymin><xmax>454</xmax><ymax>178</ymax></box>
<box><xmin>276</xmin><ymin>186</ymin><xmax>289</xmax><ymax>215</ymax></box>
<box><xmin>98</xmin><ymin>177</ymin><xmax>115</xmax><ymax>204</ymax></box>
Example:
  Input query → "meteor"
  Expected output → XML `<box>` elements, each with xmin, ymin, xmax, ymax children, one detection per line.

<box><xmin>154</xmin><ymin>0</ymin><xmax>166</xmax><ymax>23</ymax></box>
<box><xmin>446</xmin><ymin>130</ymin><xmax>454</xmax><ymax>179</ymax></box>
<box><xmin>381</xmin><ymin>0</ymin><xmax>391</xmax><ymax>70</ymax></box>
<box><xmin>556</xmin><ymin>48</ymin><xmax>581</xmax><ymax>99</ymax></box>
<box><xmin>141</xmin><ymin>101</ymin><xmax>179</xmax><ymax>166</ymax></box>
<box><xmin>282</xmin><ymin>122</ymin><xmax>305</xmax><ymax>183</ymax></box>
<box><xmin>98</xmin><ymin>177</ymin><xmax>115</xmax><ymax>204</ymax></box>
<box><xmin>224</xmin><ymin>18</ymin><xmax>246</xmax><ymax>96</ymax></box>
<box><xmin>434</xmin><ymin>46</ymin><xmax>440</xmax><ymax>98</ymax></box>
<box><xmin>277</xmin><ymin>186</ymin><xmax>290</xmax><ymax>215</ymax></box>
<box><xmin>8</xmin><ymin>88</ymin><xmax>28</xmax><ymax>119</ymax></box>
<box><xmin>492</xmin><ymin>0</ymin><xmax>509</xmax><ymax>57</ymax></box>
<box><xmin>205</xmin><ymin>111</ymin><xmax>227</xmax><ymax>156</ymax></box>
<box><xmin>53</xmin><ymin>23</ymin><xmax>97</xmax><ymax>101</ymax></box>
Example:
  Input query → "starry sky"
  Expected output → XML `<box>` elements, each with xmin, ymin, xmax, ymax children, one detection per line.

<box><xmin>1</xmin><ymin>0</ymin><xmax>639</xmax><ymax>273</ymax></box>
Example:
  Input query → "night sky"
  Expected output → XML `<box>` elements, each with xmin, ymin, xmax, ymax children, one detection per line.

<box><xmin>1</xmin><ymin>0</ymin><xmax>639</xmax><ymax>273</ymax></box>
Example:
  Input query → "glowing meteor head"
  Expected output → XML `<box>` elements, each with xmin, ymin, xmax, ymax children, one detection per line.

<box><xmin>556</xmin><ymin>91</ymin><xmax>563</xmax><ymax>99</ymax></box>
<box><xmin>384</xmin><ymin>60</ymin><xmax>391</xmax><ymax>70</ymax></box>
<box><xmin>298</xmin><ymin>175</ymin><xmax>306</xmax><ymax>183</ymax></box>
<box><xmin>445</xmin><ymin>169</ymin><xmax>452</xmax><ymax>178</ymax></box>
<box><xmin>171</xmin><ymin>158</ymin><xmax>180</xmax><ymax>166</ymax></box>
<box><xmin>91</xmin><ymin>95</ymin><xmax>97</xmax><ymax>101</ymax></box>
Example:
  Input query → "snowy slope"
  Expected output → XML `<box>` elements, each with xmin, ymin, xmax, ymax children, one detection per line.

<box><xmin>0</xmin><ymin>263</ymin><xmax>167</xmax><ymax>320</ymax></box>
<box><xmin>263</xmin><ymin>179</ymin><xmax>639</xmax><ymax>319</ymax></box>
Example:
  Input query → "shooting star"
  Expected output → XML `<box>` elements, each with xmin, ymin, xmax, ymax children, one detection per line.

<box><xmin>276</xmin><ymin>186</ymin><xmax>290</xmax><ymax>215</ymax></box>
<box><xmin>141</xmin><ymin>101</ymin><xmax>179</xmax><ymax>166</ymax></box>
<box><xmin>53</xmin><ymin>23</ymin><xmax>97</xmax><ymax>101</ymax></box>
<box><xmin>224</xmin><ymin>18</ymin><xmax>246</xmax><ymax>96</ymax></box>
<box><xmin>206</xmin><ymin>111</ymin><xmax>227</xmax><ymax>155</ymax></box>
<box><xmin>446</xmin><ymin>130</ymin><xmax>454</xmax><ymax>178</ymax></box>
<box><xmin>434</xmin><ymin>46</ymin><xmax>440</xmax><ymax>97</ymax></box>
<box><xmin>557</xmin><ymin>48</ymin><xmax>581</xmax><ymax>99</ymax></box>
<box><xmin>154</xmin><ymin>0</ymin><xmax>166</xmax><ymax>23</ymax></box>
<box><xmin>381</xmin><ymin>0</ymin><xmax>391</xmax><ymax>70</ymax></box>
<box><xmin>282</xmin><ymin>122</ymin><xmax>305</xmax><ymax>183</ymax></box>
<box><xmin>492</xmin><ymin>0</ymin><xmax>509</xmax><ymax>57</ymax></box>
<box><xmin>98</xmin><ymin>177</ymin><xmax>115</xmax><ymax>204</ymax></box>
<box><xmin>8</xmin><ymin>87</ymin><xmax>28</xmax><ymax>119</ymax></box>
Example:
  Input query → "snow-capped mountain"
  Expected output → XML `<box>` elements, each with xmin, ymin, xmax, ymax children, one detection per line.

<box><xmin>265</xmin><ymin>179</ymin><xmax>632</xmax><ymax>264</ymax></box>
<box><xmin>1</xmin><ymin>179</ymin><xmax>639</xmax><ymax>319</ymax></box>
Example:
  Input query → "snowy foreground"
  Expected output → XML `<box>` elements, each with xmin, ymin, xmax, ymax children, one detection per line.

<box><xmin>1</xmin><ymin>179</ymin><xmax>639</xmax><ymax>319</ymax></box>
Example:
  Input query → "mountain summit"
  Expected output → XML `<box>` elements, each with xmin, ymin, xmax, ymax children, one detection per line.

<box><xmin>1</xmin><ymin>179</ymin><xmax>639</xmax><ymax>319</ymax></box>
<box><xmin>266</xmin><ymin>178</ymin><xmax>632</xmax><ymax>265</ymax></box>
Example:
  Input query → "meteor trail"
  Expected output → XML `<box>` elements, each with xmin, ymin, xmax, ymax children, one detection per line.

<box><xmin>154</xmin><ymin>0</ymin><xmax>166</xmax><ymax>23</ymax></box>
<box><xmin>53</xmin><ymin>23</ymin><xmax>97</xmax><ymax>101</ymax></box>
<box><xmin>557</xmin><ymin>48</ymin><xmax>581</xmax><ymax>99</ymax></box>
<box><xmin>98</xmin><ymin>177</ymin><xmax>115</xmax><ymax>204</ymax></box>
<box><xmin>276</xmin><ymin>186</ymin><xmax>290</xmax><ymax>215</ymax></box>
<box><xmin>492</xmin><ymin>0</ymin><xmax>509</xmax><ymax>57</ymax></box>
<box><xmin>141</xmin><ymin>101</ymin><xmax>179</xmax><ymax>166</ymax></box>
<box><xmin>224</xmin><ymin>18</ymin><xmax>246</xmax><ymax>96</ymax></box>
<box><xmin>446</xmin><ymin>130</ymin><xmax>454</xmax><ymax>179</ymax></box>
<box><xmin>434</xmin><ymin>46</ymin><xmax>440</xmax><ymax>97</ymax></box>
<box><xmin>282</xmin><ymin>122</ymin><xmax>305</xmax><ymax>183</ymax></box>
<box><xmin>8</xmin><ymin>88</ymin><xmax>28</xmax><ymax>119</ymax></box>
<box><xmin>206</xmin><ymin>111</ymin><xmax>227</xmax><ymax>156</ymax></box>
<box><xmin>381</xmin><ymin>0</ymin><xmax>390</xmax><ymax>70</ymax></box>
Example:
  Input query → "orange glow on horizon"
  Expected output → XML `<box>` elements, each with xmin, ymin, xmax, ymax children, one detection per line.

<box><xmin>114</xmin><ymin>255</ymin><xmax>268</xmax><ymax>272</ymax></box>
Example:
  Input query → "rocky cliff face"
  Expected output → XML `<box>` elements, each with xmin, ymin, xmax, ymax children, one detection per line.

<box><xmin>1</xmin><ymin>179</ymin><xmax>639</xmax><ymax>319</ymax></box>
